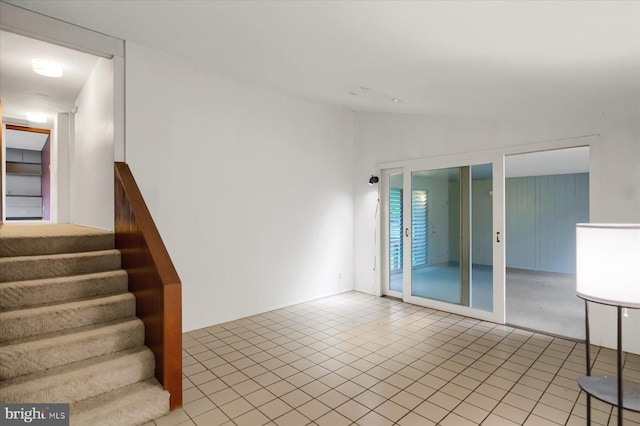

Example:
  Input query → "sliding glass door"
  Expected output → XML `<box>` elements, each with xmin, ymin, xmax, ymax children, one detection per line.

<box><xmin>409</xmin><ymin>167</ymin><xmax>464</xmax><ymax>305</ymax></box>
<box><xmin>382</xmin><ymin>168</ymin><xmax>404</xmax><ymax>297</ymax></box>
<box><xmin>383</xmin><ymin>155</ymin><xmax>504</xmax><ymax>323</ymax></box>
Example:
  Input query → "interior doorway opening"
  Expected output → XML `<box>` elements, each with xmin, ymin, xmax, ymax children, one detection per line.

<box><xmin>505</xmin><ymin>146</ymin><xmax>590</xmax><ymax>339</ymax></box>
<box><xmin>0</xmin><ymin>29</ymin><xmax>106</xmax><ymax>225</ymax></box>
<box><xmin>4</xmin><ymin>125</ymin><xmax>51</xmax><ymax>221</ymax></box>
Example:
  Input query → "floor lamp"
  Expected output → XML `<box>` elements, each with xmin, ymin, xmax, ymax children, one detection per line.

<box><xmin>576</xmin><ymin>223</ymin><xmax>640</xmax><ymax>425</ymax></box>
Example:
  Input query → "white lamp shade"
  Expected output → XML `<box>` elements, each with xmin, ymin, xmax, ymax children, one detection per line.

<box><xmin>576</xmin><ymin>224</ymin><xmax>640</xmax><ymax>308</ymax></box>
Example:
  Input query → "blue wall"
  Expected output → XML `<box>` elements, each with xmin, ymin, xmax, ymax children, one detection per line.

<box><xmin>506</xmin><ymin>173</ymin><xmax>589</xmax><ymax>274</ymax></box>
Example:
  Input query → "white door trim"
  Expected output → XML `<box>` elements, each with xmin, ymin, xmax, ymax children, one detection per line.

<box><xmin>380</xmin><ymin>167</ymin><xmax>404</xmax><ymax>299</ymax></box>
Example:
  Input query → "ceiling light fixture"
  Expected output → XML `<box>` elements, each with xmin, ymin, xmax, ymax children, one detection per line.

<box><xmin>32</xmin><ymin>58</ymin><xmax>63</xmax><ymax>78</ymax></box>
<box><xmin>26</xmin><ymin>112</ymin><xmax>47</xmax><ymax>123</ymax></box>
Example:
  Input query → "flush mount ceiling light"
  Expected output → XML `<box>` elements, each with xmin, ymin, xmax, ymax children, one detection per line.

<box><xmin>32</xmin><ymin>58</ymin><xmax>63</xmax><ymax>78</ymax></box>
<box><xmin>26</xmin><ymin>112</ymin><xmax>47</xmax><ymax>123</ymax></box>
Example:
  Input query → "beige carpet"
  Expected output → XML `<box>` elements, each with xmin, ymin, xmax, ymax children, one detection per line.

<box><xmin>0</xmin><ymin>223</ymin><xmax>109</xmax><ymax>237</ymax></box>
<box><xmin>0</xmin><ymin>223</ymin><xmax>169</xmax><ymax>426</ymax></box>
<box><xmin>0</xmin><ymin>224</ymin><xmax>115</xmax><ymax>257</ymax></box>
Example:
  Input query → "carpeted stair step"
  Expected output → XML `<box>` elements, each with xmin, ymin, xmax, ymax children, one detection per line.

<box><xmin>0</xmin><ymin>293</ymin><xmax>135</xmax><ymax>342</ymax></box>
<box><xmin>0</xmin><ymin>224</ymin><xmax>170</xmax><ymax>426</ymax></box>
<box><xmin>0</xmin><ymin>346</ymin><xmax>155</xmax><ymax>404</ymax></box>
<box><xmin>0</xmin><ymin>224</ymin><xmax>114</xmax><ymax>257</ymax></box>
<box><xmin>0</xmin><ymin>249</ymin><xmax>121</xmax><ymax>283</ymax></box>
<box><xmin>0</xmin><ymin>270</ymin><xmax>128</xmax><ymax>311</ymax></box>
<box><xmin>70</xmin><ymin>379</ymin><xmax>169</xmax><ymax>426</ymax></box>
<box><xmin>0</xmin><ymin>318</ymin><xmax>144</xmax><ymax>380</ymax></box>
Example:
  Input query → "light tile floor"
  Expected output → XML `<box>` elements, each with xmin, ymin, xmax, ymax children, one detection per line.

<box><xmin>145</xmin><ymin>292</ymin><xmax>640</xmax><ymax>426</ymax></box>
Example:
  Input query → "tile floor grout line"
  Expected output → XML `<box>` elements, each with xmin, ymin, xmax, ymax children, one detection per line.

<box><xmin>435</xmin><ymin>321</ymin><xmax>548</xmax><ymax>425</ymax></box>
<box><xmin>172</xmin><ymin>292</ymin><xmax>640</xmax><ymax>426</ymax></box>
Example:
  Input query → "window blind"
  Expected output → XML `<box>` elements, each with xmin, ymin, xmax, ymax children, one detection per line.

<box><xmin>412</xmin><ymin>190</ymin><xmax>428</xmax><ymax>267</ymax></box>
<box><xmin>389</xmin><ymin>188</ymin><xmax>429</xmax><ymax>271</ymax></box>
<box><xmin>389</xmin><ymin>187</ymin><xmax>403</xmax><ymax>272</ymax></box>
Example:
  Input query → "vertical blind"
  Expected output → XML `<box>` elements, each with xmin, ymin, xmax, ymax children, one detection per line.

<box><xmin>412</xmin><ymin>190</ymin><xmax>428</xmax><ymax>267</ymax></box>
<box><xmin>389</xmin><ymin>188</ymin><xmax>429</xmax><ymax>271</ymax></box>
<box><xmin>389</xmin><ymin>188</ymin><xmax>403</xmax><ymax>272</ymax></box>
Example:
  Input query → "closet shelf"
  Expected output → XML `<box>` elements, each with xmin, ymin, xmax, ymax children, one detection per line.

<box><xmin>6</xmin><ymin>162</ymin><xmax>42</xmax><ymax>176</ymax></box>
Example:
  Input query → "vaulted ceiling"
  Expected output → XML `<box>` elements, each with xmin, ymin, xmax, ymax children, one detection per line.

<box><xmin>5</xmin><ymin>0</ymin><xmax>640</xmax><ymax>120</ymax></box>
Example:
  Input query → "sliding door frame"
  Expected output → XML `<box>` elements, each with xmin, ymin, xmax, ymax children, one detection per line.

<box><xmin>397</xmin><ymin>152</ymin><xmax>505</xmax><ymax>323</ymax></box>
<box><xmin>379</xmin><ymin>151</ymin><xmax>506</xmax><ymax>323</ymax></box>
<box><xmin>381</xmin><ymin>168</ymin><xmax>404</xmax><ymax>298</ymax></box>
<box><xmin>377</xmin><ymin>134</ymin><xmax>601</xmax><ymax>325</ymax></box>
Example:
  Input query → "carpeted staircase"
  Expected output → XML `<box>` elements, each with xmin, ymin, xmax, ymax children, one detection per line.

<box><xmin>0</xmin><ymin>224</ymin><xmax>169</xmax><ymax>426</ymax></box>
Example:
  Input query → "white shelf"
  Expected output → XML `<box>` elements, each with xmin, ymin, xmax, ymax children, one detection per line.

<box><xmin>580</xmin><ymin>298</ymin><xmax>640</xmax><ymax>425</ymax></box>
<box><xmin>579</xmin><ymin>375</ymin><xmax>640</xmax><ymax>413</ymax></box>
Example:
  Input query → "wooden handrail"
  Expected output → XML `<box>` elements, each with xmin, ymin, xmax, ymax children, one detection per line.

<box><xmin>114</xmin><ymin>162</ymin><xmax>182</xmax><ymax>410</ymax></box>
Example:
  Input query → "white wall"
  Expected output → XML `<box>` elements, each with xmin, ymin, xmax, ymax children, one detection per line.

<box><xmin>52</xmin><ymin>113</ymin><xmax>70</xmax><ymax>223</ymax></box>
<box><xmin>71</xmin><ymin>58</ymin><xmax>115</xmax><ymax>230</ymax></box>
<box><xmin>125</xmin><ymin>42</ymin><xmax>354</xmax><ymax>332</ymax></box>
<box><xmin>354</xmin><ymin>112</ymin><xmax>640</xmax><ymax>352</ymax></box>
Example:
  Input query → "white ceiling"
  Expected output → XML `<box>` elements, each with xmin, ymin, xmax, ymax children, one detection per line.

<box><xmin>0</xmin><ymin>30</ymin><xmax>99</xmax><ymax>124</ymax></box>
<box><xmin>7</xmin><ymin>0</ymin><xmax>640</xmax><ymax>120</ymax></box>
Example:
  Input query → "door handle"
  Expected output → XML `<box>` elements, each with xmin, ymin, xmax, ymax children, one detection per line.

<box><xmin>405</xmin><ymin>228</ymin><xmax>409</xmax><ymax>237</ymax></box>
<box><xmin>496</xmin><ymin>231</ymin><xmax>501</xmax><ymax>243</ymax></box>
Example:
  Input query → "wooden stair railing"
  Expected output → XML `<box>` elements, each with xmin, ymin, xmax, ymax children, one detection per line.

<box><xmin>114</xmin><ymin>162</ymin><xmax>182</xmax><ymax>410</ymax></box>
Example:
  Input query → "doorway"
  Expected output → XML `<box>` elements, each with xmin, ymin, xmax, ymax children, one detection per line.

<box><xmin>379</xmin><ymin>139</ymin><xmax>597</xmax><ymax>330</ymax></box>
<box><xmin>504</xmin><ymin>147</ymin><xmax>590</xmax><ymax>339</ymax></box>
<box><xmin>0</xmin><ymin>29</ymin><xmax>104</xmax><ymax>224</ymax></box>
<box><xmin>4</xmin><ymin>125</ymin><xmax>51</xmax><ymax>221</ymax></box>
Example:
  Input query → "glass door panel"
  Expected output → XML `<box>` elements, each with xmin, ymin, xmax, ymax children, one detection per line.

<box><xmin>382</xmin><ymin>168</ymin><xmax>404</xmax><ymax>297</ymax></box>
<box><xmin>408</xmin><ymin>163</ymin><xmax>493</xmax><ymax>312</ymax></box>
<box><xmin>471</xmin><ymin>164</ymin><xmax>493</xmax><ymax>311</ymax></box>
<box><xmin>389</xmin><ymin>172</ymin><xmax>404</xmax><ymax>293</ymax></box>
<box><xmin>410</xmin><ymin>167</ymin><xmax>462</xmax><ymax>304</ymax></box>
